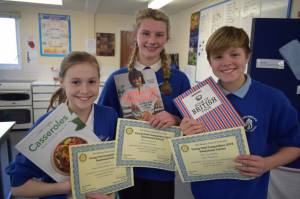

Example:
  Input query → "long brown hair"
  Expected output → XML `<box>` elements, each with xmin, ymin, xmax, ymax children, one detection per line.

<box><xmin>47</xmin><ymin>51</ymin><xmax>100</xmax><ymax>111</ymax></box>
<box><xmin>127</xmin><ymin>8</ymin><xmax>172</xmax><ymax>95</ymax></box>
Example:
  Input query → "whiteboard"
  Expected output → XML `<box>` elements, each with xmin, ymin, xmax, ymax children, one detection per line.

<box><xmin>195</xmin><ymin>0</ymin><xmax>291</xmax><ymax>82</ymax></box>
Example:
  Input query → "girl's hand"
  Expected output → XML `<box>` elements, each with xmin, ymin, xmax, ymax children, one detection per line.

<box><xmin>235</xmin><ymin>155</ymin><xmax>268</xmax><ymax>178</ymax></box>
<box><xmin>179</xmin><ymin>117</ymin><xmax>205</xmax><ymax>135</ymax></box>
<box><xmin>58</xmin><ymin>180</ymin><xmax>72</xmax><ymax>194</ymax></box>
<box><xmin>149</xmin><ymin>111</ymin><xmax>179</xmax><ymax>129</ymax></box>
<box><xmin>86</xmin><ymin>192</ymin><xmax>114</xmax><ymax>199</ymax></box>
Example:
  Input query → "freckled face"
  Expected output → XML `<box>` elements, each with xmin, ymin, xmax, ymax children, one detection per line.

<box><xmin>209</xmin><ymin>47</ymin><xmax>250</xmax><ymax>91</ymax></box>
<box><xmin>136</xmin><ymin>18</ymin><xmax>168</xmax><ymax>65</ymax></box>
<box><xmin>61</xmin><ymin>63</ymin><xmax>99</xmax><ymax>114</ymax></box>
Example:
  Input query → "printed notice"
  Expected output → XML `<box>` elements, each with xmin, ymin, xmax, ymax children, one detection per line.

<box><xmin>256</xmin><ymin>59</ymin><xmax>284</xmax><ymax>69</ymax></box>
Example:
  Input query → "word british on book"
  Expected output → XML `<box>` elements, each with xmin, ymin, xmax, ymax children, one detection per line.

<box><xmin>174</xmin><ymin>77</ymin><xmax>245</xmax><ymax>132</ymax></box>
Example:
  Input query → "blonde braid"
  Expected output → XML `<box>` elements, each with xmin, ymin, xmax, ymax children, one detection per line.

<box><xmin>133</xmin><ymin>8</ymin><xmax>172</xmax><ymax>95</ymax></box>
<box><xmin>160</xmin><ymin>49</ymin><xmax>172</xmax><ymax>95</ymax></box>
<box><xmin>127</xmin><ymin>44</ymin><xmax>139</xmax><ymax>71</ymax></box>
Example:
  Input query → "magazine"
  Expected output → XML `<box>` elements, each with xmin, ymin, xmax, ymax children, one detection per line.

<box><xmin>173</xmin><ymin>77</ymin><xmax>245</xmax><ymax>132</ymax></box>
<box><xmin>15</xmin><ymin>103</ymin><xmax>100</xmax><ymax>182</ymax></box>
<box><xmin>114</xmin><ymin>69</ymin><xmax>164</xmax><ymax>120</ymax></box>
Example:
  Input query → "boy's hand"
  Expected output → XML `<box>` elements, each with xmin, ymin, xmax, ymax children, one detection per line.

<box><xmin>235</xmin><ymin>155</ymin><xmax>268</xmax><ymax>177</ymax></box>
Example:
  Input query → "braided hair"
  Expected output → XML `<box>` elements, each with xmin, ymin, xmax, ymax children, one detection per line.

<box><xmin>127</xmin><ymin>8</ymin><xmax>172</xmax><ymax>95</ymax></box>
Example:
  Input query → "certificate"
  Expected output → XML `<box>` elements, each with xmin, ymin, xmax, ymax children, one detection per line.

<box><xmin>170</xmin><ymin>127</ymin><xmax>253</xmax><ymax>182</ymax></box>
<box><xmin>70</xmin><ymin>141</ymin><xmax>134</xmax><ymax>199</ymax></box>
<box><xmin>116</xmin><ymin>118</ymin><xmax>182</xmax><ymax>171</ymax></box>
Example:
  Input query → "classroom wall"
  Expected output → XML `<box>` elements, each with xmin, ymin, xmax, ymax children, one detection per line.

<box><xmin>291</xmin><ymin>0</ymin><xmax>300</xmax><ymax>18</ymax></box>
<box><xmin>0</xmin><ymin>0</ymin><xmax>299</xmax><ymax>82</ymax></box>
<box><xmin>168</xmin><ymin>0</ymin><xmax>221</xmax><ymax>70</ymax></box>
<box><xmin>94</xmin><ymin>14</ymin><xmax>134</xmax><ymax>79</ymax></box>
<box><xmin>168</xmin><ymin>0</ymin><xmax>300</xmax><ymax>72</ymax></box>
<box><xmin>0</xmin><ymin>5</ymin><xmax>94</xmax><ymax>82</ymax></box>
<box><xmin>0</xmin><ymin>5</ymin><xmax>134</xmax><ymax>82</ymax></box>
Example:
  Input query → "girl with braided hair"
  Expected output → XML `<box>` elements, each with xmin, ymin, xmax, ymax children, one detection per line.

<box><xmin>98</xmin><ymin>8</ymin><xmax>190</xmax><ymax>199</ymax></box>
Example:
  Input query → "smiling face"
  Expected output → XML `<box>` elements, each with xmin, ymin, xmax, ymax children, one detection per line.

<box><xmin>205</xmin><ymin>26</ymin><xmax>251</xmax><ymax>92</ymax></box>
<box><xmin>131</xmin><ymin>76</ymin><xmax>143</xmax><ymax>88</ymax></box>
<box><xmin>209</xmin><ymin>47</ymin><xmax>250</xmax><ymax>91</ymax></box>
<box><xmin>61</xmin><ymin>62</ymin><xmax>99</xmax><ymax>116</ymax></box>
<box><xmin>136</xmin><ymin>18</ymin><xmax>168</xmax><ymax>65</ymax></box>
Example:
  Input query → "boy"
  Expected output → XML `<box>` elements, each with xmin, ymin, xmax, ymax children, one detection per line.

<box><xmin>179</xmin><ymin>26</ymin><xmax>300</xmax><ymax>199</ymax></box>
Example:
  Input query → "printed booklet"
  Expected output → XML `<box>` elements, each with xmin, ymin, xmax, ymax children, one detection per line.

<box><xmin>173</xmin><ymin>77</ymin><xmax>245</xmax><ymax>132</ymax></box>
<box><xmin>114</xmin><ymin>69</ymin><xmax>164</xmax><ymax>120</ymax></box>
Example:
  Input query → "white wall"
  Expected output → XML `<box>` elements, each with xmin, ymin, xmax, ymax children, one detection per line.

<box><xmin>167</xmin><ymin>0</ymin><xmax>221</xmax><ymax>69</ymax></box>
<box><xmin>291</xmin><ymin>0</ymin><xmax>300</xmax><ymax>18</ymax></box>
<box><xmin>0</xmin><ymin>0</ymin><xmax>299</xmax><ymax>82</ymax></box>
<box><xmin>0</xmin><ymin>6</ymin><xmax>135</xmax><ymax>82</ymax></box>
<box><xmin>94</xmin><ymin>14</ymin><xmax>134</xmax><ymax>79</ymax></box>
<box><xmin>0</xmin><ymin>5</ymin><xmax>94</xmax><ymax>82</ymax></box>
<box><xmin>168</xmin><ymin>0</ymin><xmax>300</xmax><ymax>72</ymax></box>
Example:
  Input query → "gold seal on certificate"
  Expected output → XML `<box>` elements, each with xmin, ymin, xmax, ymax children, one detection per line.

<box><xmin>170</xmin><ymin>127</ymin><xmax>253</xmax><ymax>182</ymax></box>
<box><xmin>115</xmin><ymin>118</ymin><xmax>182</xmax><ymax>171</ymax></box>
<box><xmin>69</xmin><ymin>141</ymin><xmax>134</xmax><ymax>199</ymax></box>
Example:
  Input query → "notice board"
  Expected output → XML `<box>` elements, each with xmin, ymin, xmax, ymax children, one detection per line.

<box><xmin>195</xmin><ymin>0</ymin><xmax>291</xmax><ymax>82</ymax></box>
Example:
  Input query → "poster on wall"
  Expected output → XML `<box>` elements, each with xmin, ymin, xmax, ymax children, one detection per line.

<box><xmin>96</xmin><ymin>33</ymin><xmax>115</xmax><ymax>56</ymax></box>
<box><xmin>39</xmin><ymin>13</ymin><xmax>71</xmax><ymax>57</ymax></box>
<box><xmin>187</xmin><ymin>11</ymin><xmax>200</xmax><ymax>66</ymax></box>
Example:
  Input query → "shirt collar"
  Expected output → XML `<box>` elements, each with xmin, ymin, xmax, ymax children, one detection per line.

<box><xmin>134</xmin><ymin>60</ymin><xmax>161</xmax><ymax>72</ymax></box>
<box><xmin>217</xmin><ymin>74</ymin><xmax>252</xmax><ymax>98</ymax></box>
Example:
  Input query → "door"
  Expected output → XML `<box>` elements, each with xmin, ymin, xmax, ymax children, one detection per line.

<box><xmin>120</xmin><ymin>31</ymin><xmax>135</xmax><ymax>67</ymax></box>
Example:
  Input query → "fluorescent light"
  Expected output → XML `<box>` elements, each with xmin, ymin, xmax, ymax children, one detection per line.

<box><xmin>148</xmin><ymin>0</ymin><xmax>173</xmax><ymax>9</ymax></box>
<box><xmin>4</xmin><ymin>0</ymin><xmax>63</xmax><ymax>5</ymax></box>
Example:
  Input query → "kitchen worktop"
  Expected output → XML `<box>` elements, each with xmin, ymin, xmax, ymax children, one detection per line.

<box><xmin>0</xmin><ymin>122</ymin><xmax>15</xmax><ymax>142</ymax></box>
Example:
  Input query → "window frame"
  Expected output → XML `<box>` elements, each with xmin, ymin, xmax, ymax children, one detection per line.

<box><xmin>0</xmin><ymin>13</ymin><xmax>21</xmax><ymax>70</ymax></box>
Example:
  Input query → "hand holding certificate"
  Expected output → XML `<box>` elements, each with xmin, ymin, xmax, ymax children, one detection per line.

<box><xmin>170</xmin><ymin>127</ymin><xmax>253</xmax><ymax>182</ymax></box>
<box><xmin>115</xmin><ymin>118</ymin><xmax>182</xmax><ymax>171</ymax></box>
<box><xmin>69</xmin><ymin>141</ymin><xmax>134</xmax><ymax>199</ymax></box>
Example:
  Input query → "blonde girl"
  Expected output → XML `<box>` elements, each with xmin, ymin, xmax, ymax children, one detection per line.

<box><xmin>98</xmin><ymin>8</ymin><xmax>191</xmax><ymax>199</ymax></box>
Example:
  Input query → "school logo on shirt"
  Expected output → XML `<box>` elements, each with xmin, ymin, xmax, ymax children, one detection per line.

<box><xmin>243</xmin><ymin>115</ymin><xmax>258</xmax><ymax>133</ymax></box>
